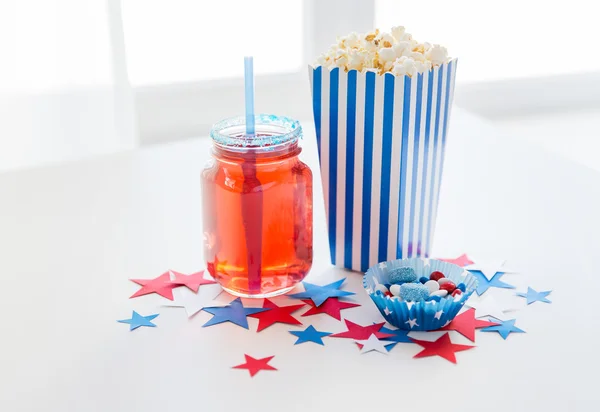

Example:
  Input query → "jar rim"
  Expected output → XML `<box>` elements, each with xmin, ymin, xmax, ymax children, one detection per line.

<box><xmin>209</xmin><ymin>114</ymin><xmax>302</xmax><ymax>150</ymax></box>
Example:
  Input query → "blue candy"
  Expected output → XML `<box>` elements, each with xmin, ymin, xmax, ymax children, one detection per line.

<box><xmin>419</xmin><ymin>276</ymin><xmax>429</xmax><ymax>284</ymax></box>
<box><xmin>399</xmin><ymin>283</ymin><xmax>430</xmax><ymax>302</ymax></box>
<box><xmin>457</xmin><ymin>283</ymin><xmax>466</xmax><ymax>292</ymax></box>
<box><xmin>388</xmin><ymin>267</ymin><xmax>418</xmax><ymax>284</ymax></box>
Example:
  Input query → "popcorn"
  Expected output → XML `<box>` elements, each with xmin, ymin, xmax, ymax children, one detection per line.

<box><xmin>376</xmin><ymin>32</ymin><xmax>396</xmax><ymax>49</ymax></box>
<box><xmin>347</xmin><ymin>49</ymin><xmax>364</xmax><ymax>71</ymax></box>
<box><xmin>313</xmin><ymin>26</ymin><xmax>451</xmax><ymax>77</ymax></box>
<box><xmin>338</xmin><ymin>32</ymin><xmax>361</xmax><ymax>49</ymax></box>
<box><xmin>425</xmin><ymin>45</ymin><xmax>449</xmax><ymax>66</ymax></box>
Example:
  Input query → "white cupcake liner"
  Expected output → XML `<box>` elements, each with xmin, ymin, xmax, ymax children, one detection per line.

<box><xmin>363</xmin><ymin>257</ymin><xmax>477</xmax><ymax>331</ymax></box>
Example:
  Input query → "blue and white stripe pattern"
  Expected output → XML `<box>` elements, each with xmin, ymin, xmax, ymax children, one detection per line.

<box><xmin>309</xmin><ymin>60</ymin><xmax>458</xmax><ymax>272</ymax></box>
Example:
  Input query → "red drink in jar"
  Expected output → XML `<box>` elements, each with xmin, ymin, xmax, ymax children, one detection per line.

<box><xmin>202</xmin><ymin>115</ymin><xmax>313</xmax><ymax>297</ymax></box>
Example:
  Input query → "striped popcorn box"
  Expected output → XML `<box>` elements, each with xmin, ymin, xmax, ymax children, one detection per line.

<box><xmin>309</xmin><ymin>59</ymin><xmax>457</xmax><ymax>272</ymax></box>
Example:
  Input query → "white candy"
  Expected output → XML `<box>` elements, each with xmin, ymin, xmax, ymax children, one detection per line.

<box><xmin>424</xmin><ymin>280</ymin><xmax>440</xmax><ymax>293</ymax></box>
<box><xmin>430</xmin><ymin>290</ymin><xmax>448</xmax><ymax>298</ymax></box>
<box><xmin>389</xmin><ymin>284</ymin><xmax>401</xmax><ymax>296</ymax></box>
<box><xmin>375</xmin><ymin>284</ymin><xmax>389</xmax><ymax>294</ymax></box>
<box><xmin>438</xmin><ymin>278</ymin><xmax>453</xmax><ymax>285</ymax></box>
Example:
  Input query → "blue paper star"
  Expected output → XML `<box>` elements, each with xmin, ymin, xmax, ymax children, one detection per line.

<box><xmin>516</xmin><ymin>287</ymin><xmax>552</xmax><ymax>305</ymax></box>
<box><xmin>117</xmin><ymin>311</ymin><xmax>159</xmax><ymax>331</ymax></box>
<box><xmin>379</xmin><ymin>326</ymin><xmax>413</xmax><ymax>351</ymax></box>
<box><xmin>289</xmin><ymin>278</ymin><xmax>355</xmax><ymax>306</ymax></box>
<box><xmin>471</xmin><ymin>270</ymin><xmax>515</xmax><ymax>295</ymax></box>
<box><xmin>482</xmin><ymin>318</ymin><xmax>525</xmax><ymax>340</ymax></box>
<box><xmin>289</xmin><ymin>325</ymin><xmax>332</xmax><ymax>345</ymax></box>
<box><xmin>202</xmin><ymin>298</ymin><xmax>268</xmax><ymax>329</ymax></box>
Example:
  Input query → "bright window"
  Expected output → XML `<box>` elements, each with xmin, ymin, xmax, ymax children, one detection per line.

<box><xmin>122</xmin><ymin>0</ymin><xmax>304</xmax><ymax>86</ymax></box>
<box><xmin>376</xmin><ymin>0</ymin><xmax>600</xmax><ymax>82</ymax></box>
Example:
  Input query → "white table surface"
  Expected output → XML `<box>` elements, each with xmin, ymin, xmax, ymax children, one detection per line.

<box><xmin>1</xmin><ymin>108</ymin><xmax>598</xmax><ymax>412</ymax></box>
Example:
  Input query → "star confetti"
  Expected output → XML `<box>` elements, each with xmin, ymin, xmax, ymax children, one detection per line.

<box><xmin>169</xmin><ymin>270</ymin><xmax>216</xmax><ymax>293</ymax></box>
<box><xmin>289</xmin><ymin>278</ymin><xmax>355</xmax><ymax>307</ymax></box>
<box><xmin>440</xmin><ymin>308</ymin><xmax>499</xmax><ymax>342</ymax></box>
<box><xmin>202</xmin><ymin>298</ymin><xmax>268</xmax><ymax>329</ymax></box>
<box><xmin>130</xmin><ymin>271</ymin><xmax>177</xmax><ymax>300</ymax></box>
<box><xmin>330</xmin><ymin>320</ymin><xmax>395</xmax><ymax>340</ymax></box>
<box><xmin>232</xmin><ymin>355</ymin><xmax>277</xmax><ymax>377</ymax></box>
<box><xmin>516</xmin><ymin>287</ymin><xmax>552</xmax><ymax>305</ymax></box>
<box><xmin>378</xmin><ymin>326</ymin><xmax>413</xmax><ymax>350</ymax></box>
<box><xmin>466</xmin><ymin>295</ymin><xmax>511</xmax><ymax>321</ymax></box>
<box><xmin>248</xmin><ymin>299</ymin><xmax>304</xmax><ymax>332</ymax></box>
<box><xmin>117</xmin><ymin>311</ymin><xmax>159</xmax><ymax>331</ymax></box>
<box><xmin>355</xmin><ymin>334</ymin><xmax>395</xmax><ymax>355</ymax></box>
<box><xmin>471</xmin><ymin>271</ymin><xmax>515</xmax><ymax>296</ymax></box>
<box><xmin>289</xmin><ymin>325</ymin><xmax>332</xmax><ymax>345</ymax></box>
<box><xmin>301</xmin><ymin>298</ymin><xmax>360</xmax><ymax>320</ymax></box>
<box><xmin>411</xmin><ymin>332</ymin><xmax>475</xmax><ymax>363</ymax></box>
<box><xmin>482</xmin><ymin>318</ymin><xmax>526</xmax><ymax>340</ymax></box>
<box><xmin>163</xmin><ymin>283</ymin><xmax>222</xmax><ymax>318</ymax></box>
<box><xmin>439</xmin><ymin>253</ymin><xmax>474</xmax><ymax>267</ymax></box>
<box><xmin>466</xmin><ymin>258</ymin><xmax>514</xmax><ymax>281</ymax></box>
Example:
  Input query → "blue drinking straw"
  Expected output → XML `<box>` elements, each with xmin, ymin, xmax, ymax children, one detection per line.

<box><xmin>244</xmin><ymin>56</ymin><xmax>255</xmax><ymax>136</ymax></box>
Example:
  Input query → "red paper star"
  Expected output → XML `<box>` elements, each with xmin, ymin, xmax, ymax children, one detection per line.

<box><xmin>130</xmin><ymin>272</ymin><xmax>177</xmax><ymax>300</ymax></box>
<box><xmin>411</xmin><ymin>333</ymin><xmax>475</xmax><ymax>363</ymax></box>
<box><xmin>440</xmin><ymin>308</ymin><xmax>499</xmax><ymax>342</ymax></box>
<box><xmin>232</xmin><ymin>354</ymin><xmax>277</xmax><ymax>377</ymax></box>
<box><xmin>439</xmin><ymin>253</ymin><xmax>474</xmax><ymax>267</ymax></box>
<box><xmin>301</xmin><ymin>298</ymin><xmax>360</xmax><ymax>321</ymax></box>
<box><xmin>247</xmin><ymin>299</ymin><xmax>304</xmax><ymax>332</ymax></box>
<box><xmin>330</xmin><ymin>320</ymin><xmax>395</xmax><ymax>340</ymax></box>
<box><xmin>169</xmin><ymin>270</ymin><xmax>216</xmax><ymax>293</ymax></box>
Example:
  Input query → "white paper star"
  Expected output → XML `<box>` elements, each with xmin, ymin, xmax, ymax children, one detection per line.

<box><xmin>434</xmin><ymin>310</ymin><xmax>444</xmax><ymax>320</ymax></box>
<box><xmin>405</xmin><ymin>318</ymin><xmax>419</xmax><ymax>328</ymax></box>
<box><xmin>355</xmin><ymin>334</ymin><xmax>395</xmax><ymax>355</ymax></box>
<box><xmin>466</xmin><ymin>258</ymin><xmax>514</xmax><ymax>281</ymax></box>
<box><xmin>466</xmin><ymin>294</ymin><xmax>510</xmax><ymax>320</ymax></box>
<box><xmin>163</xmin><ymin>284</ymin><xmax>223</xmax><ymax>317</ymax></box>
<box><xmin>384</xmin><ymin>307</ymin><xmax>392</xmax><ymax>315</ymax></box>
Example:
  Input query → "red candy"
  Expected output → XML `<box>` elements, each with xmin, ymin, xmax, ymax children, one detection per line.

<box><xmin>451</xmin><ymin>289</ymin><xmax>462</xmax><ymax>297</ymax></box>
<box><xmin>429</xmin><ymin>271</ymin><xmax>445</xmax><ymax>281</ymax></box>
<box><xmin>384</xmin><ymin>291</ymin><xmax>393</xmax><ymax>297</ymax></box>
<box><xmin>440</xmin><ymin>281</ymin><xmax>456</xmax><ymax>293</ymax></box>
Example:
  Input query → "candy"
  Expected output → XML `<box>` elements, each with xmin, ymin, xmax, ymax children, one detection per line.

<box><xmin>384</xmin><ymin>291</ymin><xmax>393</xmax><ymax>297</ymax></box>
<box><xmin>389</xmin><ymin>267</ymin><xmax>418</xmax><ymax>284</ymax></box>
<box><xmin>430</xmin><ymin>289</ymin><xmax>448</xmax><ymax>298</ymax></box>
<box><xmin>389</xmin><ymin>284</ymin><xmax>401</xmax><ymax>297</ymax></box>
<box><xmin>451</xmin><ymin>289</ymin><xmax>462</xmax><ymax>297</ymax></box>
<box><xmin>457</xmin><ymin>283</ymin><xmax>466</xmax><ymax>292</ymax></box>
<box><xmin>438</xmin><ymin>278</ymin><xmax>453</xmax><ymax>285</ymax></box>
<box><xmin>375</xmin><ymin>284</ymin><xmax>389</xmax><ymax>294</ymax></box>
<box><xmin>440</xmin><ymin>281</ymin><xmax>456</xmax><ymax>293</ymax></box>
<box><xmin>424</xmin><ymin>280</ymin><xmax>440</xmax><ymax>293</ymax></box>
<box><xmin>419</xmin><ymin>277</ymin><xmax>429</xmax><ymax>284</ymax></box>
<box><xmin>399</xmin><ymin>283</ymin><xmax>430</xmax><ymax>301</ymax></box>
<box><xmin>429</xmin><ymin>271</ymin><xmax>445</xmax><ymax>281</ymax></box>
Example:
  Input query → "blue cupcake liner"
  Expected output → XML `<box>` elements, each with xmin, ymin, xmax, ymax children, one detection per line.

<box><xmin>363</xmin><ymin>258</ymin><xmax>478</xmax><ymax>331</ymax></box>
